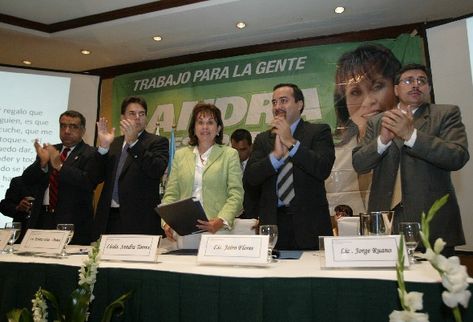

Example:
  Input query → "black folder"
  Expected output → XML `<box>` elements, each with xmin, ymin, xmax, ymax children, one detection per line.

<box><xmin>155</xmin><ymin>198</ymin><xmax>208</xmax><ymax>236</ymax></box>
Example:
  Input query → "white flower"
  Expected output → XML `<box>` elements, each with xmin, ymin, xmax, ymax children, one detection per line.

<box><xmin>389</xmin><ymin>310</ymin><xmax>429</xmax><ymax>322</ymax></box>
<box><xmin>442</xmin><ymin>289</ymin><xmax>471</xmax><ymax>308</ymax></box>
<box><xmin>404</xmin><ymin>291</ymin><xmax>424</xmax><ymax>312</ymax></box>
<box><xmin>31</xmin><ymin>290</ymin><xmax>48</xmax><ymax>322</ymax></box>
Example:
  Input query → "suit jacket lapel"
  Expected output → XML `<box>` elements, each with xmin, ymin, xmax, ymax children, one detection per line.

<box><xmin>204</xmin><ymin>145</ymin><xmax>223</xmax><ymax>174</ymax></box>
<box><xmin>120</xmin><ymin>131</ymin><xmax>148</xmax><ymax>176</ymax></box>
<box><xmin>413</xmin><ymin>103</ymin><xmax>429</xmax><ymax>131</ymax></box>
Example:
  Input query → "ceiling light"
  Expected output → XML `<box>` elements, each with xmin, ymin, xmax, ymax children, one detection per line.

<box><xmin>334</xmin><ymin>6</ymin><xmax>345</xmax><ymax>14</ymax></box>
<box><xmin>236</xmin><ymin>21</ymin><xmax>246</xmax><ymax>29</ymax></box>
<box><xmin>153</xmin><ymin>36</ymin><xmax>163</xmax><ymax>42</ymax></box>
<box><xmin>81</xmin><ymin>49</ymin><xmax>91</xmax><ymax>55</ymax></box>
<box><xmin>22</xmin><ymin>60</ymin><xmax>32</xmax><ymax>65</ymax></box>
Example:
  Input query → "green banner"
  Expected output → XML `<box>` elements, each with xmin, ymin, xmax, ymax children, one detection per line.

<box><xmin>112</xmin><ymin>34</ymin><xmax>423</xmax><ymax>146</ymax></box>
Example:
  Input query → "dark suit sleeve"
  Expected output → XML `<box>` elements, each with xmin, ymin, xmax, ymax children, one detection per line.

<box><xmin>127</xmin><ymin>135</ymin><xmax>169</xmax><ymax>180</ymax></box>
<box><xmin>59</xmin><ymin>147</ymin><xmax>103</xmax><ymax>192</ymax></box>
<box><xmin>352</xmin><ymin>116</ymin><xmax>384</xmax><ymax>174</ymax></box>
<box><xmin>244</xmin><ymin>133</ymin><xmax>277</xmax><ymax>187</ymax></box>
<box><xmin>292</xmin><ymin>123</ymin><xmax>335</xmax><ymax>181</ymax></box>
<box><xmin>0</xmin><ymin>178</ymin><xmax>26</xmax><ymax>219</ymax></box>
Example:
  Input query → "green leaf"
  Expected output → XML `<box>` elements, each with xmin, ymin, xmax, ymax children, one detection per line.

<box><xmin>101</xmin><ymin>291</ymin><xmax>133</xmax><ymax>322</ymax></box>
<box><xmin>6</xmin><ymin>308</ymin><xmax>33</xmax><ymax>322</ymax></box>
<box><xmin>40</xmin><ymin>288</ymin><xmax>64</xmax><ymax>322</ymax></box>
<box><xmin>420</xmin><ymin>194</ymin><xmax>449</xmax><ymax>250</ymax></box>
<box><xmin>66</xmin><ymin>287</ymin><xmax>92</xmax><ymax>322</ymax></box>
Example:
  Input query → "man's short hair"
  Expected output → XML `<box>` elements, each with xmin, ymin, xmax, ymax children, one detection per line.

<box><xmin>60</xmin><ymin>110</ymin><xmax>86</xmax><ymax>128</ymax></box>
<box><xmin>120</xmin><ymin>96</ymin><xmax>148</xmax><ymax>115</ymax></box>
<box><xmin>273</xmin><ymin>83</ymin><xmax>305</xmax><ymax>113</ymax></box>
<box><xmin>394</xmin><ymin>63</ymin><xmax>432</xmax><ymax>85</ymax></box>
<box><xmin>230</xmin><ymin>128</ymin><xmax>252</xmax><ymax>145</ymax></box>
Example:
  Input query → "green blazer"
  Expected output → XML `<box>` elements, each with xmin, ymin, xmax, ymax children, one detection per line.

<box><xmin>162</xmin><ymin>144</ymin><xmax>243</xmax><ymax>228</ymax></box>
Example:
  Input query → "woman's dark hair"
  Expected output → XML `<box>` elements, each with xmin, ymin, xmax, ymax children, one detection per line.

<box><xmin>188</xmin><ymin>103</ymin><xmax>224</xmax><ymax>146</ymax></box>
<box><xmin>334</xmin><ymin>44</ymin><xmax>401</xmax><ymax>142</ymax></box>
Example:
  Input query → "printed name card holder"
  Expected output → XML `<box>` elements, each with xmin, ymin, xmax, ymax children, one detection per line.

<box><xmin>18</xmin><ymin>229</ymin><xmax>70</xmax><ymax>254</ymax></box>
<box><xmin>99</xmin><ymin>234</ymin><xmax>161</xmax><ymax>262</ymax></box>
<box><xmin>320</xmin><ymin>235</ymin><xmax>409</xmax><ymax>268</ymax></box>
<box><xmin>0</xmin><ymin>229</ymin><xmax>12</xmax><ymax>251</ymax></box>
<box><xmin>197</xmin><ymin>234</ymin><xmax>270</xmax><ymax>266</ymax></box>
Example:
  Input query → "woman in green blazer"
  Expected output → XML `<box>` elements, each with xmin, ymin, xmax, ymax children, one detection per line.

<box><xmin>162</xmin><ymin>103</ymin><xmax>243</xmax><ymax>240</ymax></box>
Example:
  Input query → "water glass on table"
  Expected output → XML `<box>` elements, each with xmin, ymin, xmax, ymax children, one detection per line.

<box><xmin>57</xmin><ymin>223</ymin><xmax>74</xmax><ymax>257</ymax></box>
<box><xmin>3</xmin><ymin>222</ymin><xmax>21</xmax><ymax>254</ymax></box>
<box><xmin>399</xmin><ymin>222</ymin><xmax>421</xmax><ymax>264</ymax></box>
<box><xmin>259</xmin><ymin>224</ymin><xmax>278</xmax><ymax>263</ymax></box>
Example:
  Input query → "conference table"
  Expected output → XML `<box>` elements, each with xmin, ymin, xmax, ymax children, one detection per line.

<box><xmin>0</xmin><ymin>245</ymin><xmax>472</xmax><ymax>322</ymax></box>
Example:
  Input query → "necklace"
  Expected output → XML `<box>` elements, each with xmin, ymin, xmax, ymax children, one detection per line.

<box><xmin>199</xmin><ymin>153</ymin><xmax>206</xmax><ymax>165</ymax></box>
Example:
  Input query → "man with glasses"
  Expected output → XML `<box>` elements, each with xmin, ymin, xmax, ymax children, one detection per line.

<box><xmin>353</xmin><ymin>64</ymin><xmax>469</xmax><ymax>256</ymax></box>
<box><xmin>21</xmin><ymin>110</ymin><xmax>101</xmax><ymax>244</ymax></box>
<box><xmin>94</xmin><ymin>96</ymin><xmax>169</xmax><ymax>238</ymax></box>
<box><xmin>244</xmin><ymin>83</ymin><xmax>335</xmax><ymax>250</ymax></box>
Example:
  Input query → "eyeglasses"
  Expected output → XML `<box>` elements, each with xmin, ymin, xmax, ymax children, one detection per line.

<box><xmin>126</xmin><ymin>111</ymin><xmax>146</xmax><ymax>117</ymax></box>
<box><xmin>60</xmin><ymin>123</ymin><xmax>82</xmax><ymax>130</ymax></box>
<box><xmin>399</xmin><ymin>77</ymin><xmax>428</xmax><ymax>86</ymax></box>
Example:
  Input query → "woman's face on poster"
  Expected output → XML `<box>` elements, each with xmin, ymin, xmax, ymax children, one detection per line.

<box><xmin>344</xmin><ymin>73</ymin><xmax>397</xmax><ymax>135</ymax></box>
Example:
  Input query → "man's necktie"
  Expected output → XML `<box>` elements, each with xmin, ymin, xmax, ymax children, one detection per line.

<box><xmin>48</xmin><ymin>147</ymin><xmax>70</xmax><ymax>211</ymax></box>
<box><xmin>391</xmin><ymin>168</ymin><xmax>402</xmax><ymax>210</ymax></box>
<box><xmin>277</xmin><ymin>159</ymin><xmax>295</xmax><ymax>206</ymax></box>
<box><xmin>112</xmin><ymin>144</ymin><xmax>129</xmax><ymax>204</ymax></box>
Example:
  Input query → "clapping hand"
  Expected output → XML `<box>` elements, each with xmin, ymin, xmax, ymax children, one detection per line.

<box><xmin>34</xmin><ymin>139</ymin><xmax>50</xmax><ymax>168</ymax></box>
<box><xmin>120</xmin><ymin>119</ymin><xmax>139</xmax><ymax>145</ymax></box>
<box><xmin>96</xmin><ymin>117</ymin><xmax>115</xmax><ymax>148</ymax></box>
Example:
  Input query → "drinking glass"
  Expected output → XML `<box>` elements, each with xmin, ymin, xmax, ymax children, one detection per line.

<box><xmin>25</xmin><ymin>196</ymin><xmax>35</xmax><ymax>219</ymax></box>
<box><xmin>57</xmin><ymin>223</ymin><xmax>74</xmax><ymax>257</ymax></box>
<box><xmin>369</xmin><ymin>212</ymin><xmax>386</xmax><ymax>235</ymax></box>
<box><xmin>4</xmin><ymin>222</ymin><xmax>21</xmax><ymax>254</ymax></box>
<box><xmin>259</xmin><ymin>225</ymin><xmax>278</xmax><ymax>263</ymax></box>
<box><xmin>399</xmin><ymin>222</ymin><xmax>421</xmax><ymax>264</ymax></box>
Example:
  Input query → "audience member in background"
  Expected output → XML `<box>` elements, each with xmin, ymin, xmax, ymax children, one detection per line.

<box><xmin>331</xmin><ymin>204</ymin><xmax>354</xmax><ymax>236</ymax></box>
<box><xmin>230</xmin><ymin>128</ymin><xmax>259</xmax><ymax>220</ymax></box>
<box><xmin>94</xmin><ymin>96</ymin><xmax>169</xmax><ymax>238</ymax></box>
<box><xmin>230</xmin><ymin>128</ymin><xmax>253</xmax><ymax>171</ymax></box>
<box><xmin>21</xmin><ymin>110</ymin><xmax>100</xmax><ymax>245</ymax></box>
<box><xmin>0</xmin><ymin>176</ymin><xmax>35</xmax><ymax>242</ymax></box>
<box><xmin>353</xmin><ymin>63</ymin><xmax>469</xmax><ymax>256</ymax></box>
<box><xmin>245</xmin><ymin>83</ymin><xmax>335</xmax><ymax>250</ymax></box>
<box><xmin>161</xmin><ymin>103</ymin><xmax>243</xmax><ymax>240</ymax></box>
<box><xmin>326</xmin><ymin>44</ymin><xmax>401</xmax><ymax>217</ymax></box>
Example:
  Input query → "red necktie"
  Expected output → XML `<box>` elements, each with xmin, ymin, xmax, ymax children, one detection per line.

<box><xmin>49</xmin><ymin>147</ymin><xmax>70</xmax><ymax>211</ymax></box>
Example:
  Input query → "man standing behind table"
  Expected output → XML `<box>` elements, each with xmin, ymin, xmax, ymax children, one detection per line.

<box><xmin>230</xmin><ymin>128</ymin><xmax>253</xmax><ymax>171</ymax></box>
<box><xmin>94</xmin><ymin>96</ymin><xmax>169</xmax><ymax>238</ymax></box>
<box><xmin>0</xmin><ymin>176</ymin><xmax>35</xmax><ymax>242</ymax></box>
<box><xmin>21</xmin><ymin>110</ymin><xmax>101</xmax><ymax>245</ymax></box>
<box><xmin>230</xmin><ymin>128</ymin><xmax>259</xmax><ymax>220</ymax></box>
<box><xmin>352</xmin><ymin>64</ymin><xmax>469</xmax><ymax>256</ymax></box>
<box><xmin>244</xmin><ymin>83</ymin><xmax>335</xmax><ymax>250</ymax></box>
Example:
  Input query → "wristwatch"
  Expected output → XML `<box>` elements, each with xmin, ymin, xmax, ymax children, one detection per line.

<box><xmin>287</xmin><ymin>142</ymin><xmax>296</xmax><ymax>151</ymax></box>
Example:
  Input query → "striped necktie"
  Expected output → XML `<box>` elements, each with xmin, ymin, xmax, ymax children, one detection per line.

<box><xmin>49</xmin><ymin>147</ymin><xmax>70</xmax><ymax>211</ymax></box>
<box><xmin>277</xmin><ymin>159</ymin><xmax>295</xmax><ymax>206</ymax></box>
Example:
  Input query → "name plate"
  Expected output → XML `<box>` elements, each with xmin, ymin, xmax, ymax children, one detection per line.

<box><xmin>18</xmin><ymin>229</ymin><xmax>70</xmax><ymax>254</ymax></box>
<box><xmin>0</xmin><ymin>230</ymin><xmax>12</xmax><ymax>250</ymax></box>
<box><xmin>322</xmin><ymin>235</ymin><xmax>408</xmax><ymax>268</ymax></box>
<box><xmin>99</xmin><ymin>235</ymin><xmax>160</xmax><ymax>262</ymax></box>
<box><xmin>197</xmin><ymin>235</ymin><xmax>269</xmax><ymax>266</ymax></box>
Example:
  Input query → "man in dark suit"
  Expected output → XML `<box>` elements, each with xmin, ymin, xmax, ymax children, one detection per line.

<box><xmin>0</xmin><ymin>176</ymin><xmax>35</xmax><ymax>242</ymax></box>
<box><xmin>244</xmin><ymin>83</ymin><xmax>335</xmax><ymax>250</ymax></box>
<box><xmin>21</xmin><ymin>110</ymin><xmax>100</xmax><ymax>245</ymax></box>
<box><xmin>94</xmin><ymin>96</ymin><xmax>169</xmax><ymax>238</ymax></box>
<box><xmin>353</xmin><ymin>64</ymin><xmax>469</xmax><ymax>256</ymax></box>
